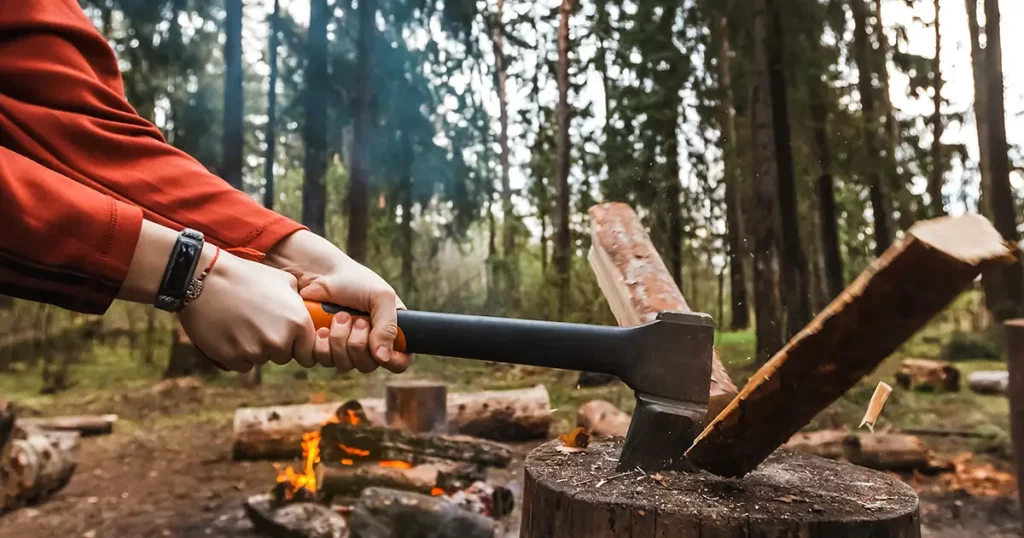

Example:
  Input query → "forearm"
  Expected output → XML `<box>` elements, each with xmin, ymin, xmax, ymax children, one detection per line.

<box><xmin>117</xmin><ymin>220</ymin><xmax>216</xmax><ymax>304</ymax></box>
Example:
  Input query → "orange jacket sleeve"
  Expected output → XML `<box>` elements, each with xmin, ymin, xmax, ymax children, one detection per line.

<box><xmin>0</xmin><ymin>0</ymin><xmax>305</xmax><ymax>254</ymax></box>
<box><xmin>0</xmin><ymin>146</ymin><xmax>143</xmax><ymax>314</ymax></box>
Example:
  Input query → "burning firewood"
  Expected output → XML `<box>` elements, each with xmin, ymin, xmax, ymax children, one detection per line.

<box><xmin>349</xmin><ymin>487</ymin><xmax>496</xmax><ymax>538</ymax></box>
<box><xmin>319</xmin><ymin>422</ymin><xmax>512</xmax><ymax>469</ymax></box>
<box><xmin>317</xmin><ymin>461</ymin><xmax>485</xmax><ymax>502</ymax></box>
<box><xmin>233</xmin><ymin>385</ymin><xmax>551</xmax><ymax>460</ymax></box>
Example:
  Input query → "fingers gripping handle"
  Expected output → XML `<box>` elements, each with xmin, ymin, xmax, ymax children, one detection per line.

<box><xmin>305</xmin><ymin>300</ymin><xmax>408</xmax><ymax>353</ymax></box>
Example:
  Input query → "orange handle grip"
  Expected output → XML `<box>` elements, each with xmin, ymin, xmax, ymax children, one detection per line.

<box><xmin>304</xmin><ymin>300</ymin><xmax>408</xmax><ymax>353</ymax></box>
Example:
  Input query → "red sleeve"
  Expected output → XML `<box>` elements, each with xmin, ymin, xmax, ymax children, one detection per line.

<box><xmin>0</xmin><ymin>0</ymin><xmax>305</xmax><ymax>254</ymax></box>
<box><xmin>0</xmin><ymin>146</ymin><xmax>143</xmax><ymax>314</ymax></box>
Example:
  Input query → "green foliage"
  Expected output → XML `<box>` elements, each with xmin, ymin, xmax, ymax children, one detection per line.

<box><xmin>943</xmin><ymin>331</ymin><xmax>1002</xmax><ymax>362</ymax></box>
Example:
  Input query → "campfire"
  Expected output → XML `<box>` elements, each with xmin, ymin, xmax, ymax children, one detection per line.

<box><xmin>250</xmin><ymin>390</ymin><xmax>516</xmax><ymax>538</ymax></box>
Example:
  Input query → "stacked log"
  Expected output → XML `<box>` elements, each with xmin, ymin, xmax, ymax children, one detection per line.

<box><xmin>318</xmin><ymin>461</ymin><xmax>485</xmax><ymax>500</ymax></box>
<box><xmin>0</xmin><ymin>404</ymin><xmax>78</xmax><ymax>511</ymax></box>
<box><xmin>350</xmin><ymin>487</ymin><xmax>496</xmax><ymax>538</ymax></box>
<box><xmin>318</xmin><ymin>422</ymin><xmax>512</xmax><ymax>468</ymax></box>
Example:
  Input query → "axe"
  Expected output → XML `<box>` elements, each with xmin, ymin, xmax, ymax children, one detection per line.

<box><xmin>305</xmin><ymin>301</ymin><xmax>714</xmax><ymax>472</ymax></box>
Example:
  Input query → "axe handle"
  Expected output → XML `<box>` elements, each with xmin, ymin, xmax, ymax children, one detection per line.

<box><xmin>304</xmin><ymin>300</ymin><xmax>633</xmax><ymax>375</ymax></box>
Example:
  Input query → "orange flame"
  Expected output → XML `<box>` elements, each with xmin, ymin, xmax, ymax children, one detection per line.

<box><xmin>275</xmin><ymin>430</ymin><xmax>321</xmax><ymax>500</ymax></box>
<box><xmin>378</xmin><ymin>460</ymin><xmax>413</xmax><ymax>469</ymax></box>
<box><xmin>430</xmin><ymin>487</ymin><xmax>444</xmax><ymax>496</ymax></box>
<box><xmin>340</xmin><ymin>458</ymin><xmax>354</xmax><ymax>466</ymax></box>
<box><xmin>339</xmin><ymin>444</ymin><xmax>371</xmax><ymax>457</ymax></box>
<box><xmin>346</xmin><ymin>409</ymin><xmax>361</xmax><ymax>425</ymax></box>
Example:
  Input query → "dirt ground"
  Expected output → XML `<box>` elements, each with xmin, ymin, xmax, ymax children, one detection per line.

<box><xmin>0</xmin><ymin>372</ymin><xmax>1021</xmax><ymax>537</ymax></box>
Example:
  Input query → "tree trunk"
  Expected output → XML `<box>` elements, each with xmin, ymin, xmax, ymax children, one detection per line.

<box><xmin>496</xmin><ymin>0</ymin><xmax>515</xmax><ymax>300</ymax></box>
<box><xmin>852</xmin><ymin>0</ymin><xmax>893</xmax><ymax>257</ymax></box>
<box><xmin>965</xmin><ymin>0</ymin><xmax>991</xmax><ymax>218</ymax></box>
<box><xmin>385</xmin><ymin>381</ymin><xmax>447</xmax><ymax>434</ymax></box>
<box><xmin>263</xmin><ymin>0</ymin><xmax>280</xmax><ymax>211</ymax></box>
<box><xmin>522</xmin><ymin>440</ymin><xmax>922</xmax><ymax>537</ymax></box>
<box><xmin>553</xmin><ymin>0</ymin><xmax>573</xmax><ymax>318</ymax></box>
<box><xmin>717</xmin><ymin>15</ymin><xmax>749</xmax><ymax>330</ymax></box>
<box><xmin>749</xmin><ymin>0</ymin><xmax>785</xmax><ymax>361</ymax></box>
<box><xmin>222</xmin><ymin>0</ymin><xmax>244</xmax><ymax>191</ymax></box>
<box><xmin>766</xmin><ymin>0</ymin><xmax>811</xmax><ymax>338</ymax></box>
<box><xmin>164</xmin><ymin>321</ymin><xmax>219</xmax><ymax>379</ymax></box>
<box><xmin>303</xmin><ymin>0</ymin><xmax>328</xmax><ymax>238</ymax></box>
<box><xmin>981</xmin><ymin>0</ymin><xmax>1024</xmax><ymax>321</ymax></box>
<box><xmin>810</xmin><ymin>78</ymin><xmax>844</xmax><ymax>302</ymax></box>
<box><xmin>666</xmin><ymin>104</ymin><xmax>683</xmax><ymax>288</ymax></box>
<box><xmin>399</xmin><ymin>138</ymin><xmax>415</xmax><ymax>297</ymax></box>
<box><xmin>928</xmin><ymin>0</ymin><xmax>945</xmax><ymax>217</ymax></box>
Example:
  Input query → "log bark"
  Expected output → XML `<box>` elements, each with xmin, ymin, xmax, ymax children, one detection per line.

<box><xmin>842</xmin><ymin>433</ymin><xmax>937</xmax><ymax>472</ymax></box>
<box><xmin>350</xmin><ymin>487</ymin><xmax>495</xmax><ymax>538</ymax></box>
<box><xmin>1005</xmin><ymin>319</ymin><xmax>1024</xmax><ymax>519</ymax></box>
<box><xmin>968</xmin><ymin>370</ymin><xmax>1008</xmax><ymax>395</ymax></box>
<box><xmin>243</xmin><ymin>494</ymin><xmax>348</xmax><ymax>538</ymax></box>
<box><xmin>233</xmin><ymin>386</ymin><xmax>550</xmax><ymax>460</ymax></box>
<box><xmin>1</xmin><ymin>427</ymin><xmax>77</xmax><ymax>509</ymax></box>
<box><xmin>587</xmin><ymin>203</ymin><xmax>738</xmax><ymax>420</ymax></box>
<box><xmin>522</xmin><ymin>438</ymin><xmax>921</xmax><ymax>537</ymax></box>
<box><xmin>318</xmin><ymin>461</ymin><xmax>484</xmax><ymax>500</ymax></box>
<box><xmin>319</xmin><ymin>423</ymin><xmax>512</xmax><ymax>468</ymax></box>
<box><xmin>688</xmin><ymin>214</ymin><xmax>1014</xmax><ymax>477</ymax></box>
<box><xmin>576</xmin><ymin>400</ymin><xmax>630</xmax><ymax>438</ymax></box>
<box><xmin>895</xmin><ymin>358</ymin><xmax>960</xmax><ymax>392</ymax></box>
<box><xmin>17</xmin><ymin>414</ymin><xmax>117</xmax><ymax>437</ymax></box>
<box><xmin>385</xmin><ymin>381</ymin><xmax>447</xmax><ymax>434</ymax></box>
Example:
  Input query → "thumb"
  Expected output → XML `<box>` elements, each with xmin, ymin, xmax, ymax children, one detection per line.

<box><xmin>298</xmin><ymin>280</ymin><xmax>330</xmax><ymax>302</ymax></box>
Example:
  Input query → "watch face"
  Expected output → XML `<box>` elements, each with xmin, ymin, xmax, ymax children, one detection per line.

<box><xmin>166</xmin><ymin>242</ymin><xmax>200</xmax><ymax>292</ymax></box>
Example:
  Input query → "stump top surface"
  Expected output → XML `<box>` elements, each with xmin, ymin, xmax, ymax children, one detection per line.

<box><xmin>527</xmin><ymin>438</ymin><xmax>919</xmax><ymax>523</ymax></box>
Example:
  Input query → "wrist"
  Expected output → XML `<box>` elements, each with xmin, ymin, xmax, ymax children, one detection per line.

<box><xmin>265</xmin><ymin>230</ymin><xmax>348</xmax><ymax>283</ymax></box>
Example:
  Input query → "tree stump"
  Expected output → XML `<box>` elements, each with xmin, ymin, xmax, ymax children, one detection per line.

<box><xmin>522</xmin><ymin>439</ymin><xmax>920</xmax><ymax>538</ymax></box>
<box><xmin>386</xmin><ymin>380</ymin><xmax>448</xmax><ymax>434</ymax></box>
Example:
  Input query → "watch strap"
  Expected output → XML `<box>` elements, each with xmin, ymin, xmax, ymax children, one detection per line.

<box><xmin>156</xmin><ymin>229</ymin><xmax>205</xmax><ymax>312</ymax></box>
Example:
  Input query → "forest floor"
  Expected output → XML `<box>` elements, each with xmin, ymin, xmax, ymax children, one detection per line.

<box><xmin>0</xmin><ymin>297</ymin><xmax>1021</xmax><ymax>537</ymax></box>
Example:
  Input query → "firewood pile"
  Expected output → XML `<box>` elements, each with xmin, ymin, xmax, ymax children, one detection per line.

<box><xmin>0</xmin><ymin>401</ymin><xmax>117</xmax><ymax>513</ymax></box>
<box><xmin>243</xmin><ymin>382</ymin><xmax>523</xmax><ymax>538</ymax></box>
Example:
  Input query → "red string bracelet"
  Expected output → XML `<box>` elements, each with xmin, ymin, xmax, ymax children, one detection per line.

<box><xmin>197</xmin><ymin>246</ymin><xmax>221</xmax><ymax>282</ymax></box>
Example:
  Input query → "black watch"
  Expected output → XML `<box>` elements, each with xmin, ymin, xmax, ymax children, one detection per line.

<box><xmin>156</xmin><ymin>228</ymin><xmax>205</xmax><ymax>313</ymax></box>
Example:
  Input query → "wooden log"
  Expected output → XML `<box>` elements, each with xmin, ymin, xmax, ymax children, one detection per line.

<box><xmin>319</xmin><ymin>422</ymin><xmax>512</xmax><ymax>468</ymax></box>
<box><xmin>1006</xmin><ymin>319</ymin><xmax>1024</xmax><ymax>520</ymax></box>
<box><xmin>233</xmin><ymin>386</ymin><xmax>550</xmax><ymax>460</ymax></box>
<box><xmin>243</xmin><ymin>494</ymin><xmax>348</xmax><ymax>538</ymax></box>
<box><xmin>842</xmin><ymin>433</ymin><xmax>937</xmax><ymax>472</ymax></box>
<box><xmin>895</xmin><ymin>358</ymin><xmax>960</xmax><ymax>392</ymax></box>
<box><xmin>968</xmin><ymin>370</ymin><xmax>1009</xmax><ymax>394</ymax></box>
<box><xmin>349</xmin><ymin>487</ymin><xmax>496</xmax><ymax>538</ymax></box>
<box><xmin>318</xmin><ymin>461</ymin><xmax>485</xmax><ymax>499</ymax></box>
<box><xmin>782</xmin><ymin>429</ymin><xmax>849</xmax><ymax>460</ymax></box>
<box><xmin>1</xmin><ymin>427</ymin><xmax>77</xmax><ymax>509</ymax></box>
<box><xmin>522</xmin><ymin>438</ymin><xmax>921</xmax><ymax>538</ymax></box>
<box><xmin>385</xmin><ymin>381</ymin><xmax>447</xmax><ymax>434</ymax></box>
<box><xmin>17</xmin><ymin>414</ymin><xmax>117</xmax><ymax>437</ymax></box>
<box><xmin>576</xmin><ymin>400</ymin><xmax>630</xmax><ymax>438</ymax></box>
<box><xmin>0</xmin><ymin>402</ymin><xmax>14</xmax><ymax>451</ymax></box>
<box><xmin>587</xmin><ymin>203</ymin><xmax>738</xmax><ymax>420</ymax></box>
<box><xmin>688</xmin><ymin>214</ymin><xmax>1014</xmax><ymax>477</ymax></box>
<box><xmin>446</xmin><ymin>385</ymin><xmax>551</xmax><ymax>441</ymax></box>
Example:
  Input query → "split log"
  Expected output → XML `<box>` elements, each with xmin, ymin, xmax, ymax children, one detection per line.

<box><xmin>842</xmin><ymin>433</ymin><xmax>938</xmax><ymax>472</ymax></box>
<box><xmin>318</xmin><ymin>461</ymin><xmax>485</xmax><ymax>499</ymax></box>
<box><xmin>522</xmin><ymin>438</ymin><xmax>921</xmax><ymax>538</ymax></box>
<box><xmin>350</xmin><ymin>487</ymin><xmax>496</xmax><ymax>538</ymax></box>
<box><xmin>18</xmin><ymin>414</ymin><xmax>117</xmax><ymax>437</ymax></box>
<box><xmin>385</xmin><ymin>381</ymin><xmax>447</xmax><ymax>434</ymax></box>
<box><xmin>1</xmin><ymin>426</ymin><xmax>77</xmax><ymax>509</ymax></box>
<box><xmin>895</xmin><ymin>358</ymin><xmax>960</xmax><ymax>392</ymax></box>
<box><xmin>233</xmin><ymin>386</ymin><xmax>550</xmax><ymax>460</ymax></box>
<box><xmin>968</xmin><ymin>370</ymin><xmax>1009</xmax><ymax>395</ymax></box>
<box><xmin>688</xmin><ymin>214</ymin><xmax>1014</xmax><ymax>477</ymax></box>
<box><xmin>576</xmin><ymin>400</ymin><xmax>630</xmax><ymax>438</ymax></box>
<box><xmin>319</xmin><ymin>422</ymin><xmax>512</xmax><ymax>468</ymax></box>
<box><xmin>243</xmin><ymin>494</ymin><xmax>348</xmax><ymax>538</ymax></box>
<box><xmin>587</xmin><ymin>203</ymin><xmax>738</xmax><ymax>420</ymax></box>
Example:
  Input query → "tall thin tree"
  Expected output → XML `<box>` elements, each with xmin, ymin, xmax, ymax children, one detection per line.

<box><xmin>928</xmin><ymin>0</ymin><xmax>946</xmax><ymax>217</ymax></box>
<box><xmin>553</xmin><ymin>0</ymin><xmax>573</xmax><ymax>317</ymax></box>
<box><xmin>347</xmin><ymin>0</ymin><xmax>374</xmax><ymax>262</ymax></box>
<box><xmin>222</xmin><ymin>0</ymin><xmax>244</xmax><ymax>190</ymax></box>
<box><xmin>715</xmin><ymin>14</ymin><xmax>748</xmax><ymax>329</ymax></box>
<box><xmin>750</xmin><ymin>0</ymin><xmax>785</xmax><ymax>361</ymax></box>
<box><xmin>303</xmin><ymin>0</ymin><xmax>328</xmax><ymax>237</ymax></box>
<box><xmin>851</xmin><ymin>0</ymin><xmax>893</xmax><ymax>257</ymax></box>
<box><xmin>264</xmin><ymin>0</ymin><xmax>280</xmax><ymax>210</ymax></box>
<box><xmin>495</xmin><ymin>0</ymin><xmax>515</xmax><ymax>299</ymax></box>
<box><xmin>965</xmin><ymin>0</ymin><xmax>991</xmax><ymax>217</ymax></box>
<box><xmin>981</xmin><ymin>0</ymin><xmax>1024</xmax><ymax>320</ymax></box>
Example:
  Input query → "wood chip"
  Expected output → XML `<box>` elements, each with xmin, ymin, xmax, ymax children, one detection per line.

<box><xmin>860</xmin><ymin>382</ymin><xmax>893</xmax><ymax>432</ymax></box>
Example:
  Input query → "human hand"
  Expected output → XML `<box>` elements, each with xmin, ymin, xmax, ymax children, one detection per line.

<box><xmin>265</xmin><ymin>230</ymin><xmax>411</xmax><ymax>374</ymax></box>
<box><xmin>178</xmin><ymin>248</ymin><xmax>317</xmax><ymax>372</ymax></box>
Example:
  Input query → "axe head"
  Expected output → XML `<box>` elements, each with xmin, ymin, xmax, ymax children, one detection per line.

<box><xmin>614</xmin><ymin>310</ymin><xmax>715</xmax><ymax>472</ymax></box>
